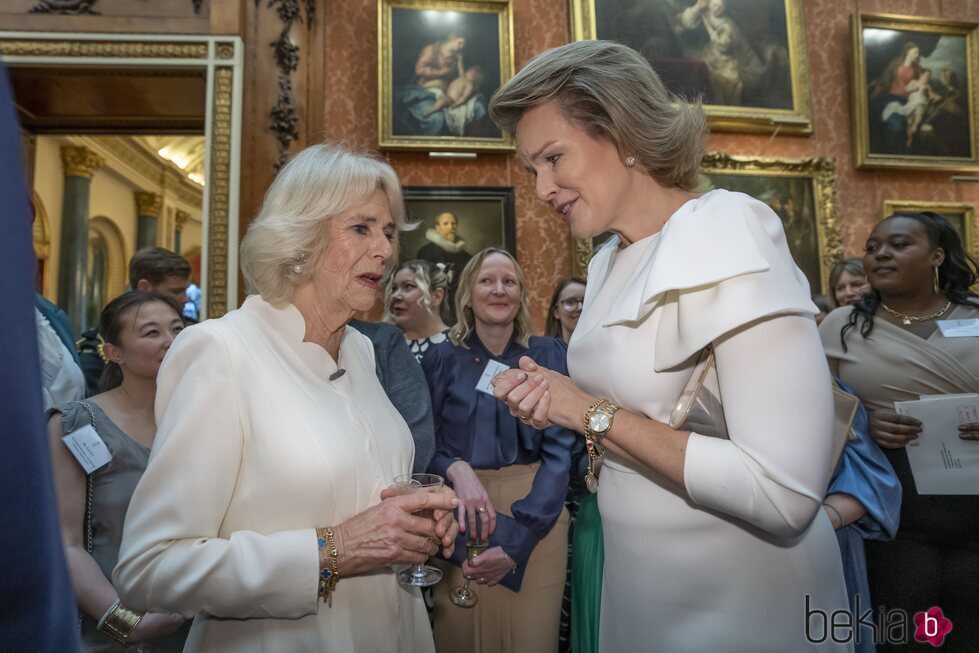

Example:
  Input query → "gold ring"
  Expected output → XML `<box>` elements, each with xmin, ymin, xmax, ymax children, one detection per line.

<box><xmin>477</xmin><ymin>507</ymin><xmax>487</xmax><ymax>513</ymax></box>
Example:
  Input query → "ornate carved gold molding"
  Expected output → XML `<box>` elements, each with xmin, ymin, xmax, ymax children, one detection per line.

<box><xmin>217</xmin><ymin>42</ymin><xmax>235</xmax><ymax>59</ymax></box>
<box><xmin>60</xmin><ymin>145</ymin><xmax>103</xmax><ymax>179</ymax></box>
<box><xmin>29</xmin><ymin>0</ymin><xmax>99</xmax><ymax>15</ymax></box>
<box><xmin>206</xmin><ymin>66</ymin><xmax>233</xmax><ymax>318</ymax></box>
<box><xmin>134</xmin><ymin>191</ymin><xmax>163</xmax><ymax>217</ymax></box>
<box><xmin>0</xmin><ymin>41</ymin><xmax>208</xmax><ymax>59</ymax></box>
<box><xmin>174</xmin><ymin>209</ymin><xmax>191</xmax><ymax>229</ymax></box>
<box><xmin>7</xmin><ymin>34</ymin><xmax>240</xmax><ymax>317</ymax></box>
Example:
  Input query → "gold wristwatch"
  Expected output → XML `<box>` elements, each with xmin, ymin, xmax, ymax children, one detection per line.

<box><xmin>582</xmin><ymin>398</ymin><xmax>620</xmax><ymax>493</ymax></box>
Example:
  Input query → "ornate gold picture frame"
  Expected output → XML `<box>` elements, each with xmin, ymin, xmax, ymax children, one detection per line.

<box><xmin>572</xmin><ymin>152</ymin><xmax>843</xmax><ymax>294</ymax></box>
<box><xmin>851</xmin><ymin>13</ymin><xmax>979</xmax><ymax>171</ymax></box>
<box><xmin>882</xmin><ymin>200</ymin><xmax>977</xmax><ymax>258</ymax></box>
<box><xmin>569</xmin><ymin>0</ymin><xmax>812</xmax><ymax>134</ymax></box>
<box><xmin>378</xmin><ymin>0</ymin><xmax>514</xmax><ymax>151</ymax></box>
<box><xmin>1</xmin><ymin>32</ymin><xmax>243</xmax><ymax>319</ymax></box>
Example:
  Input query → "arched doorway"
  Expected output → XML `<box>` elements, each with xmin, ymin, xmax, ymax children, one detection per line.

<box><xmin>86</xmin><ymin>216</ymin><xmax>127</xmax><ymax>326</ymax></box>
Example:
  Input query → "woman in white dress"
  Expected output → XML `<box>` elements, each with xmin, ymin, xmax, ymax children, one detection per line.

<box><xmin>489</xmin><ymin>41</ymin><xmax>851</xmax><ymax>652</ymax></box>
<box><xmin>113</xmin><ymin>144</ymin><xmax>459</xmax><ymax>653</ymax></box>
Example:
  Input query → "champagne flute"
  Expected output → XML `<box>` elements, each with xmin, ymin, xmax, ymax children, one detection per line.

<box><xmin>449</xmin><ymin>537</ymin><xmax>488</xmax><ymax>608</ymax></box>
<box><xmin>393</xmin><ymin>473</ymin><xmax>445</xmax><ymax>588</ymax></box>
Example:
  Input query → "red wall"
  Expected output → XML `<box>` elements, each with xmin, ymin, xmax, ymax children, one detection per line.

<box><xmin>320</xmin><ymin>0</ymin><xmax>979</xmax><ymax>328</ymax></box>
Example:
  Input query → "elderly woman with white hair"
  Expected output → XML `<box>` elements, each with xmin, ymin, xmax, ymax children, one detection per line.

<box><xmin>113</xmin><ymin>144</ymin><xmax>459</xmax><ymax>653</ymax></box>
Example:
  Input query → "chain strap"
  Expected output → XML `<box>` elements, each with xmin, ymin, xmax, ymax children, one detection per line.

<box><xmin>74</xmin><ymin>401</ymin><xmax>99</xmax><ymax>633</ymax></box>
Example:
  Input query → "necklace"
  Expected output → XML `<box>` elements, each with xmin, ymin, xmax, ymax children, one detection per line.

<box><xmin>880</xmin><ymin>300</ymin><xmax>951</xmax><ymax>326</ymax></box>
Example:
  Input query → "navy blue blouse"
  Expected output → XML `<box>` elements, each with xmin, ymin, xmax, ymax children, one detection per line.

<box><xmin>421</xmin><ymin>334</ymin><xmax>579</xmax><ymax>591</ymax></box>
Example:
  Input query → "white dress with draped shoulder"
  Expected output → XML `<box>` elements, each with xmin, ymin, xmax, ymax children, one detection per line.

<box><xmin>567</xmin><ymin>190</ymin><xmax>852</xmax><ymax>652</ymax></box>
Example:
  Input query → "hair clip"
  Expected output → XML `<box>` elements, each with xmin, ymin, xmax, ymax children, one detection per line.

<box><xmin>96</xmin><ymin>333</ymin><xmax>110</xmax><ymax>364</ymax></box>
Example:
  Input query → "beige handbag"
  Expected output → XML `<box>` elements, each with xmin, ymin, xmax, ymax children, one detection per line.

<box><xmin>669</xmin><ymin>346</ymin><xmax>859</xmax><ymax>472</ymax></box>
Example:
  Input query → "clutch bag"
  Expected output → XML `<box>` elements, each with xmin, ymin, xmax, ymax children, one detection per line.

<box><xmin>669</xmin><ymin>345</ymin><xmax>859</xmax><ymax>473</ymax></box>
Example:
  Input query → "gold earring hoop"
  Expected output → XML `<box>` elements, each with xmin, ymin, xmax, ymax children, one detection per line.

<box><xmin>625</xmin><ymin>156</ymin><xmax>636</xmax><ymax>168</ymax></box>
<box><xmin>933</xmin><ymin>265</ymin><xmax>940</xmax><ymax>294</ymax></box>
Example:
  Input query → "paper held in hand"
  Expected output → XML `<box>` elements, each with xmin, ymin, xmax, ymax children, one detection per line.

<box><xmin>894</xmin><ymin>394</ymin><xmax>979</xmax><ymax>495</ymax></box>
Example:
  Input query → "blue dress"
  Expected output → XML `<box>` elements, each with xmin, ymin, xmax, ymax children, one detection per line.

<box><xmin>421</xmin><ymin>334</ymin><xmax>580</xmax><ymax>591</ymax></box>
<box><xmin>827</xmin><ymin>380</ymin><xmax>902</xmax><ymax>653</ymax></box>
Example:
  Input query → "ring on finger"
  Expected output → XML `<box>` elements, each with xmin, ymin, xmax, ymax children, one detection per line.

<box><xmin>477</xmin><ymin>506</ymin><xmax>487</xmax><ymax>514</ymax></box>
<box><xmin>479</xmin><ymin>577</ymin><xmax>488</xmax><ymax>583</ymax></box>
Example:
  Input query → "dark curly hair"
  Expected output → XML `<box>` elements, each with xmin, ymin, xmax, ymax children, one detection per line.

<box><xmin>840</xmin><ymin>212</ymin><xmax>979</xmax><ymax>350</ymax></box>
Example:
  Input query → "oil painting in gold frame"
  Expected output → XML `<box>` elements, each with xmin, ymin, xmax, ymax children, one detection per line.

<box><xmin>851</xmin><ymin>13</ymin><xmax>979</xmax><ymax>171</ymax></box>
<box><xmin>569</xmin><ymin>0</ymin><xmax>812</xmax><ymax>134</ymax></box>
<box><xmin>572</xmin><ymin>152</ymin><xmax>843</xmax><ymax>295</ymax></box>
<box><xmin>378</xmin><ymin>0</ymin><xmax>514</xmax><ymax>151</ymax></box>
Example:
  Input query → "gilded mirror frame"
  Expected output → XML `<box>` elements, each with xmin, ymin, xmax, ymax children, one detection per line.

<box><xmin>0</xmin><ymin>32</ymin><xmax>244</xmax><ymax>318</ymax></box>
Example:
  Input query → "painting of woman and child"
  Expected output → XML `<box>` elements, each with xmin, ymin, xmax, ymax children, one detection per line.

<box><xmin>853</xmin><ymin>15</ymin><xmax>978</xmax><ymax>169</ymax></box>
<box><xmin>379</xmin><ymin>0</ymin><xmax>514</xmax><ymax>150</ymax></box>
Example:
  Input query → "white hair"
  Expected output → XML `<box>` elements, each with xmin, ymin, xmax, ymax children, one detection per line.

<box><xmin>240</xmin><ymin>144</ymin><xmax>411</xmax><ymax>307</ymax></box>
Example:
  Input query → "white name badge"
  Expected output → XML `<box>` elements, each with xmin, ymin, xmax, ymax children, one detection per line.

<box><xmin>937</xmin><ymin>318</ymin><xmax>979</xmax><ymax>338</ymax></box>
<box><xmin>62</xmin><ymin>424</ymin><xmax>112</xmax><ymax>474</ymax></box>
<box><xmin>476</xmin><ymin>359</ymin><xmax>511</xmax><ymax>396</ymax></box>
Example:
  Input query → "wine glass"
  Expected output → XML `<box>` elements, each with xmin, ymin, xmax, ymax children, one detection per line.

<box><xmin>449</xmin><ymin>537</ymin><xmax>488</xmax><ymax>608</ymax></box>
<box><xmin>393</xmin><ymin>473</ymin><xmax>445</xmax><ymax>588</ymax></box>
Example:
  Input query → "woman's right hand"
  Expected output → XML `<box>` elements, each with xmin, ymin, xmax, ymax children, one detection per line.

<box><xmin>128</xmin><ymin>611</ymin><xmax>185</xmax><ymax>642</ymax></box>
<box><xmin>446</xmin><ymin>460</ymin><xmax>496</xmax><ymax>541</ymax></box>
<box><xmin>336</xmin><ymin>491</ymin><xmax>459</xmax><ymax>576</ymax></box>
<box><xmin>869</xmin><ymin>410</ymin><xmax>922</xmax><ymax>448</ymax></box>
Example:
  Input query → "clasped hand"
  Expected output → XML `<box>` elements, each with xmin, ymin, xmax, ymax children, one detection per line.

<box><xmin>490</xmin><ymin>356</ymin><xmax>593</xmax><ymax>431</ymax></box>
<box><xmin>337</xmin><ymin>487</ymin><xmax>459</xmax><ymax>576</ymax></box>
<box><xmin>463</xmin><ymin>545</ymin><xmax>513</xmax><ymax>587</ymax></box>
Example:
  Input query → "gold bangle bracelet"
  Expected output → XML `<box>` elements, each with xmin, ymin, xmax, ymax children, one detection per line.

<box><xmin>96</xmin><ymin>599</ymin><xmax>142</xmax><ymax>644</ymax></box>
<box><xmin>316</xmin><ymin>526</ymin><xmax>340</xmax><ymax>607</ymax></box>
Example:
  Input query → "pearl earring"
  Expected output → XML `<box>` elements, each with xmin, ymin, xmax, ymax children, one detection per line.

<box><xmin>292</xmin><ymin>251</ymin><xmax>307</xmax><ymax>275</ymax></box>
<box><xmin>625</xmin><ymin>156</ymin><xmax>636</xmax><ymax>167</ymax></box>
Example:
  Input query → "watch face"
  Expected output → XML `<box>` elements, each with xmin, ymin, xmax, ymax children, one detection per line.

<box><xmin>590</xmin><ymin>412</ymin><xmax>611</xmax><ymax>433</ymax></box>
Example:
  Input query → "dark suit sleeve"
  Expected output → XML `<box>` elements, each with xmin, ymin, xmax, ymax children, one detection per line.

<box><xmin>0</xmin><ymin>62</ymin><xmax>82</xmax><ymax>652</ymax></box>
<box><xmin>373</xmin><ymin>324</ymin><xmax>436</xmax><ymax>474</ymax></box>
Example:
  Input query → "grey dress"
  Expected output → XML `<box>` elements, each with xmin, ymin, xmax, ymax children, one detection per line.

<box><xmin>53</xmin><ymin>400</ymin><xmax>190</xmax><ymax>653</ymax></box>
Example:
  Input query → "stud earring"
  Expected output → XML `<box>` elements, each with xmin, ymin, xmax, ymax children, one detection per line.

<box><xmin>625</xmin><ymin>156</ymin><xmax>636</xmax><ymax>168</ymax></box>
<box><xmin>292</xmin><ymin>251</ymin><xmax>307</xmax><ymax>276</ymax></box>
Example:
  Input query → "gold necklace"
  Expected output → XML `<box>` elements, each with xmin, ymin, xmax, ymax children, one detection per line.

<box><xmin>880</xmin><ymin>300</ymin><xmax>951</xmax><ymax>326</ymax></box>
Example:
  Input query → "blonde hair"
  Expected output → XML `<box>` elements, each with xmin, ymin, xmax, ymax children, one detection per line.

<box><xmin>240</xmin><ymin>144</ymin><xmax>409</xmax><ymax>307</ymax></box>
<box><xmin>828</xmin><ymin>257</ymin><xmax>867</xmax><ymax>308</ymax></box>
<box><xmin>382</xmin><ymin>259</ymin><xmax>451</xmax><ymax>324</ymax></box>
<box><xmin>450</xmin><ymin>248</ymin><xmax>533</xmax><ymax>349</ymax></box>
<box><xmin>489</xmin><ymin>40</ymin><xmax>708</xmax><ymax>191</ymax></box>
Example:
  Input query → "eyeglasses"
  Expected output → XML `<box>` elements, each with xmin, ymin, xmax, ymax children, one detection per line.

<box><xmin>559</xmin><ymin>298</ymin><xmax>584</xmax><ymax>311</ymax></box>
